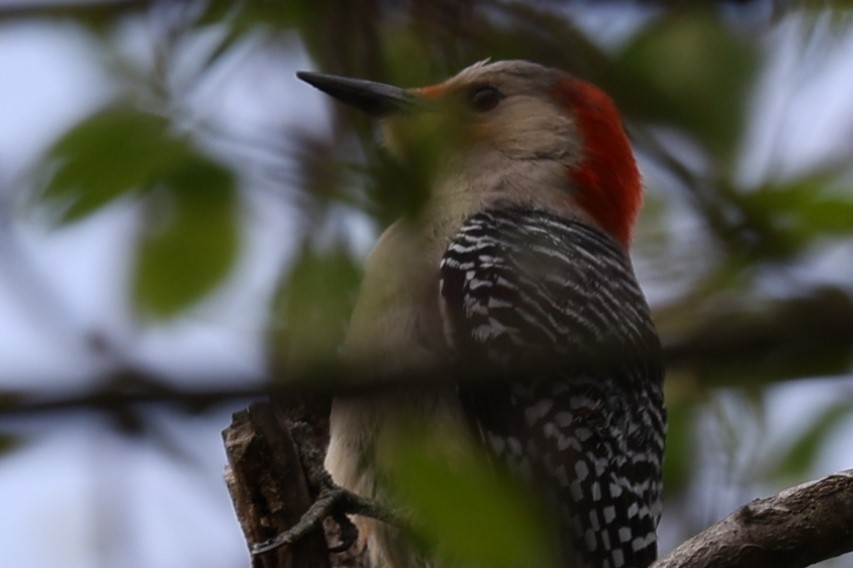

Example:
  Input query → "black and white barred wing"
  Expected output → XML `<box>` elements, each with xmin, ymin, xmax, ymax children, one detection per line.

<box><xmin>438</xmin><ymin>207</ymin><xmax>666</xmax><ymax>568</ymax></box>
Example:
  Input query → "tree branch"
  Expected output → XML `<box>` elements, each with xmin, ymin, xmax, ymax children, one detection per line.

<box><xmin>224</xmin><ymin>398</ymin><xmax>853</xmax><ymax>568</ymax></box>
<box><xmin>0</xmin><ymin>0</ymin><xmax>144</xmax><ymax>20</ymax></box>
<box><xmin>223</xmin><ymin>399</ymin><xmax>371</xmax><ymax>568</ymax></box>
<box><xmin>654</xmin><ymin>469</ymin><xmax>853</xmax><ymax>568</ymax></box>
<box><xmin>223</xmin><ymin>403</ymin><xmax>331</xmax><ymax>568</ymax></box>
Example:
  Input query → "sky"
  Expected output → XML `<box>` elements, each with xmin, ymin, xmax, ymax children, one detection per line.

<box><xmin>0</xmin><ymin>18</ymin><xmax>297</xmax><ymax>568</ymax></box>
<box><xmin>0</xmin><ymin>7</ymin><xmax>852</xmax><ymax>568</ymax></box>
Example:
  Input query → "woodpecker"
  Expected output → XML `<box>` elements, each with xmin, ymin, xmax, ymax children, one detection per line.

<box><xmin>298</xmin><ymin>60</ymin><xmax>665</xmax><ymax>568</ymax></box>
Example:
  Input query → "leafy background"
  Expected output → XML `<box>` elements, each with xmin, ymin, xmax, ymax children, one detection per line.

<box><xmin>0</xmin><ymin>1</ymin><xmax>852</xmax><ymax>567</ymax></box>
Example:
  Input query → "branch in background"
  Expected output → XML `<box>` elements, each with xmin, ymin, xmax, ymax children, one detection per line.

<box><xmin>662</xmin><ymin>286</ymin><xmax>853</xmax><ymax>386</ymax></box>
<box><xmin>0</xmin><ymin>0</ymin><xmax>144</xmax><ymax>20</ymax></box>
<box><xmin>4</xmin><ymin>283</ymin><xmax>853</xmax><ymax>419</ymax></box>
<box><xmin>654</xmin><ymin>469</ymin><xmax>853</xmax><ymax>568</ymax></box>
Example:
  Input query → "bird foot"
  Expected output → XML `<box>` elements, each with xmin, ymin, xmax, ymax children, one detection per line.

<box><xmin>251</xmin><ymin>482</ymin><xmax>356</xmax><ymax>554</ymax></box>
<box><xmin>251</xmin><ymin>420</ymin><xmax>401</xmax><ymax>556</ymax></box>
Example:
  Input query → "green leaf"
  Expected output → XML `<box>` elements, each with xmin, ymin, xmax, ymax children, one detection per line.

<box><xmin>269</xmin><ymin>243</ymin><xmax>361</xmax><ymax>372</ymax></box>
<box><xmin>739</xmin><ymin>174</ymin><xmax>853</xmax><ymax>255</ymax></box>
<box><xmin>362</xmin><ymin>106</ymin><xmax>469</xmax><ymax>225</ymax></box>
<box><xmin>33</xmin><ymin>105</ymin><xmax>241</xmax><ymax>318</ymax></box>
<box><xmin>388</xmin><ymin>428</ymin><xmax>556</xmax><ymax>568</ymax></box>
<box><xmin>37</xmin><ymin>108</ymin><xmax>193</xmax><ymax>223</ymax></box>
<box><xmin>133</xmin><ymin>156</ymin><xmax>239</xmax><ymax>318</ymax></box>
<box><xmin>661</xmin><ymin>399</ymin><xmax>696</xmax><ymax>496</ymax></box>
<box><xmin>772</xmin><ymin>402</ymin><xmax>853</xmax><ymax>482</ymax></box>
<box><xmin>618</xmin><ymin>15</ymin><xmax>756</xmax><ymax>164</ymax></box>
<box><xmin>0</xmin><ymin>432</ymin><xmax>21</xmax><ymax>457</ymax></box>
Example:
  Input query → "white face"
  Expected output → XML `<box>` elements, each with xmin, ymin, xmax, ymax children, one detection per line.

<box><xmin>380</xmin><ymin>61</ymin><xmax>585</xmax><ymax>205</ymax></box>
<box><xmin>298</xmin><ymin>60</ymin><xmax>629</xmax><ymax>242</ymax></box>
<box><xmin>380</xmin><ymin>61</ymin><xmax>590</xmax><ymax>235</ymax></box>
<box><xmin>429</xmin><ymin>60</ymin><xmax>584</xmax><ymax>165</ymax></box>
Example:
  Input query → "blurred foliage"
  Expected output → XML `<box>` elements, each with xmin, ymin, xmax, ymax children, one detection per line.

<box><xmin>770</xmin><ymin>401</ymin><xmax>853</xmax><ymax>483</ymax></box>
<box><xmin>6</xmin><ymin>0</ymin><xmax>853</xmax><ymax>562</ymax></box>
<box><xmin>739</xmin><ymin>172</ymin><xmax>853</xmax><ymax>254</ymax></box>
<box><xmin>133</xmin><ymin>155</ymin><xmax>238</xmax><ymax>318</ymax></box>
<box><xmin>34</xmin><ymin>107</ymin><xmax>239</xmax><ymax>318</ymax></box>
<box><xmin>661</xmin><ymin>399</ymin><xmax>696</xmax><ymax>496</ymax></box>
<box><xmin>268</xmin><ymin>242</ymin><xmax>362</xmax><ymax>374</ymax></box>
<box><xmin>617</xmin><ymin>14</ymin><xmax>757</xmax><ymax>165</ymax></box>
<box><xmin>37</xmin><ymin>109</ymin><xmax>179</xmax><ymax>223</ymax></box>
<box><xmin>386</xmin><ymin>425</ymin><xmax>557</xmax><ymax>568</ymax></box>
<box><xmin>0</xmin><ymin>433</ymin><xmax>20</xmax><ymax>456</ymax></box>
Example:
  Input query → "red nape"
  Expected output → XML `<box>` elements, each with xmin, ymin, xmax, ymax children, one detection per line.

<box><xmin>552</xmin><ymin>78</ymin><xmax>642</xmax><ymax>248</ymax></box>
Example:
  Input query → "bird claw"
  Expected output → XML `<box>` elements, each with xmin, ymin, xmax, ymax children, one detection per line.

<box><xmin>249</xmin><ymin>416</ymin><xmax>402</xmax><ymax>556</ymax></box>
<box><xmin>327</xmin><ymin>507</ymin><xmax>360</xmax><ymax>553</ymax></box>
<box><xmin>251</xmin><ymin>479</ymin><xmax>403</xmax><ymax>556</ymax></box>
<box><xmin>251</xmin><ymin>483</ymin><xmax>353</xmax><ymax>555</ymax></box>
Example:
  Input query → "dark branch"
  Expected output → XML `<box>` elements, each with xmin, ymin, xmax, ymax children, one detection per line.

<box><xmin>0</xmin><ymin>0</ymin><xmax>145</xmax><ymax>20</ymax></box>
<box><xmin>661</xmin><ymin>287</ymin><xmax>853</xmax><ymax>385</ymax></box>
<box><xmin>222</xmin><ymin>403</ymin><xmax>331</xmax><ymax>567</ymax></box>
<box><xmin>223</xmin><ymin>399</ymin><xmax>377</xmax><ymax>567</ymax></box>
<box><xmin>227</xmin><ymin>401</ymin><xmax>853</xmax><ymax>568</ymax></box>
<box><xmin>654</xmin><ymin>469</ymin><xmax>853</xmax><ymax>568</ymax></box>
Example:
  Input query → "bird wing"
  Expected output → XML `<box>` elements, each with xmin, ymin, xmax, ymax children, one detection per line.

<box><xmin>438</xmin><ymin>206</ymin><xmax>665</xmax><ymax>568</ymax></box>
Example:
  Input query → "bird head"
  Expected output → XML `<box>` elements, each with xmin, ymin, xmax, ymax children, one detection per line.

<box><xmin>298</xmin><ymin>60</ymin><xmax>641</xmax><ymax>247</ymax></box>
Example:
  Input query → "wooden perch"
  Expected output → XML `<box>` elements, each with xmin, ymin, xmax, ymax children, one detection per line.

<box><xmin>654</xmin><ymin>468</ymin><xmax>853</xmax><ymax>568</ymax></box>
<box><xmin>224</xmin><ymin>400</ymin><xmax>853</xmax><ymax>568</ymax></box>
<box><xmin>222</xmin><ymin>400</ymin><xmax>369</xmax><ymax>568</ymax></box>
<box><xmin>223</xmin><ymin>402</ymin><xmax>331</xmax><ymax>567</ymax></box>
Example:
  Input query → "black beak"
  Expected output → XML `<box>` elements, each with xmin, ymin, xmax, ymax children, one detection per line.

<box><xmin>297</xmin><ymin>71</ymin><xmax>416</xmax><ymax>116</ymax></box>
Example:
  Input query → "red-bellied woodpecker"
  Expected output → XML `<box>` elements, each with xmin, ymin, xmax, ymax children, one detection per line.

<box><xmin>298</xmin><ymin>60</ymin><xmax>665</xmax><ymax>568</ymax></box>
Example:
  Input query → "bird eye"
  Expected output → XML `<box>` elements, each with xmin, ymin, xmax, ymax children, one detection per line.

<box><xmin>469</xmin><ymin>85</ymin><xmax>503</xmax><ymax>112</ymax></box>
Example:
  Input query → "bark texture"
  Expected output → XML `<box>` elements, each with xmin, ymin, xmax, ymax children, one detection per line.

<box><xmin>224</xmin><ymin>401</ymin><xmax>853</xmax><ymax>568</ymax></box>
<box><xmin>654</xmin><ymin>469</ymin><xmax>853</xmax><ymax>568</ymax></box>
<box><xmin>223</xmin><ymin>398</ymin><xmax>369</xmax><ymax>568</ymax></box>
